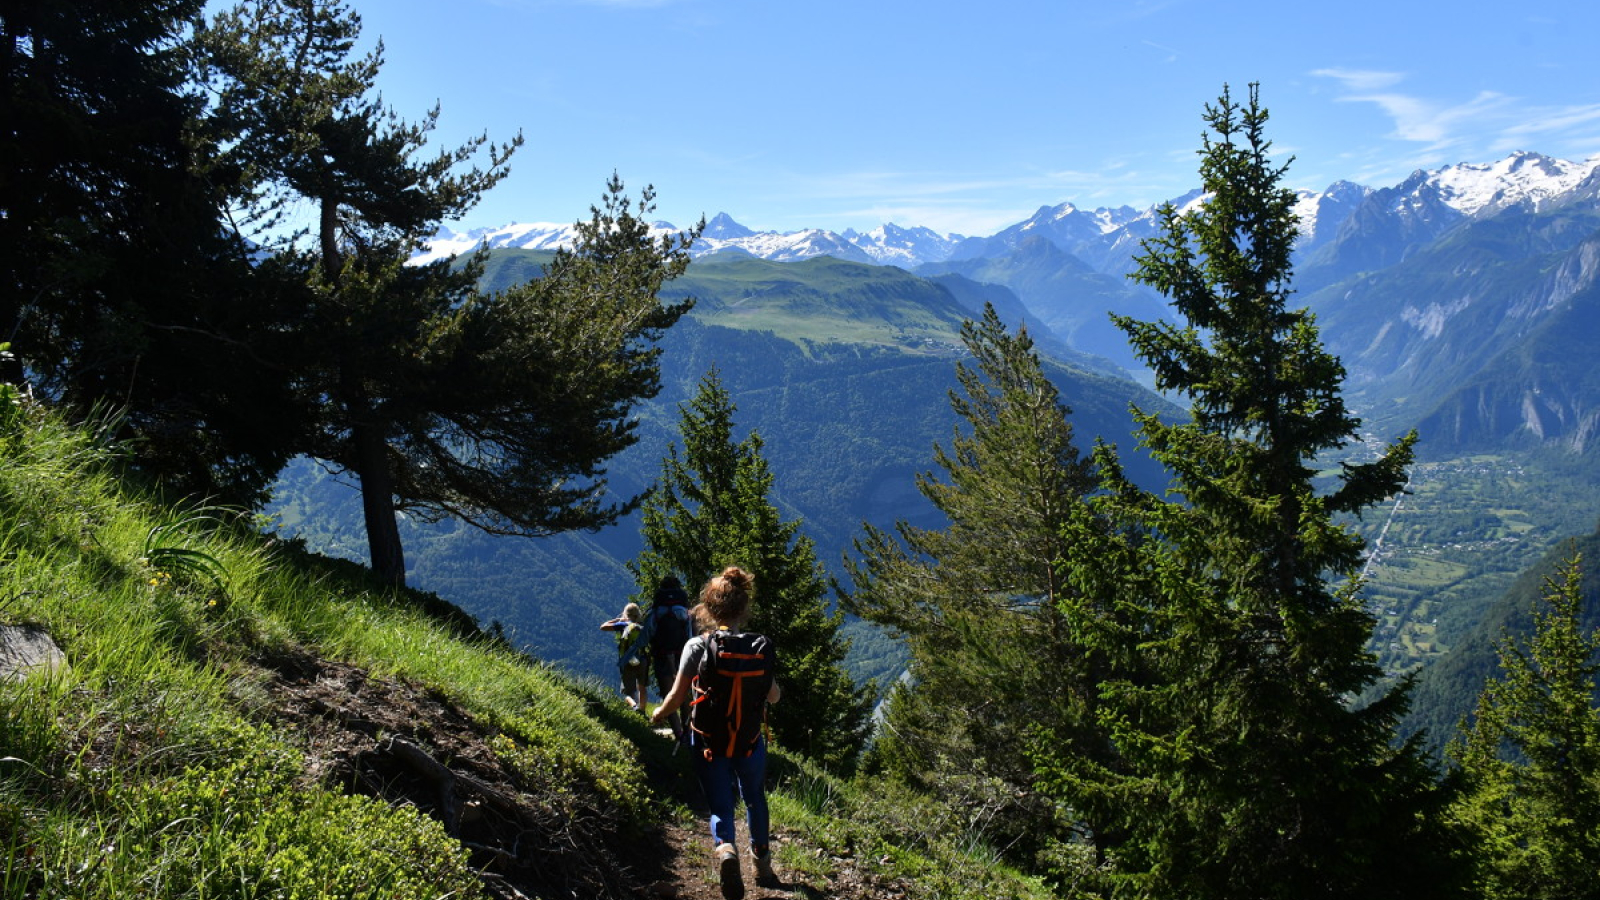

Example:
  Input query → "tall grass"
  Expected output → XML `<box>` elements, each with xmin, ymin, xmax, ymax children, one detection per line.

<box><xmin>0</xmin><ymin>407</ymin><xmax>639</xmax><ymax>898</ymax></box>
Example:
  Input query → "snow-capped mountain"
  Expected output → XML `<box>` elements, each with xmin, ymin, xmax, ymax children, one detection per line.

<box><xmin>694</xmin><ymin>221</ymin><xmax>877</xmax><ymax>264</ymax></box>
<box><xmin>1420</xmin><ymin>150</ymin><xmax>1598</xmax><ymax>217</ymax></box>
<box><xmin>412</xmin><ymin>221</ymin><xmax>583</xmax><ymax>265</ymax></box>
<box><xmin>691</xmin><ymin>219</ymin><xmax>965</xmax><ymax>267</ymax></box>
<box><xmin>1293</xmin><ymin>152</ymin><xmax>1600</xmax><ymax>296</ymax></box>
<box><xmin>842</xmin><ymin>223</ymin><xmax>966</xmax><ymax>268</ymax></box>
<box><xmin>412</xmin><ymin>152</ymin><xmax>1600</xmax><ymax>274</ymax></box>
<box><xmin>947</xmin><ymin>200</ymin><xmax>1151</xmax><ymax>269</ymax></box>
<box><xmin>1292</xmin><ymin>180</ymin><xmax>1374</xmax><ymax>250</ymax></box>
<box><xmin>414</xmin><ymin>212</ymin><xmax>961</xmax><ymax>269</ymax></box>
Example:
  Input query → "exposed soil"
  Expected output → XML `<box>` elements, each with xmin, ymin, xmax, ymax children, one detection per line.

<box><xmin>246</xmin><ymin>647</ymin><xmax>910</xmax><ymax>899</ymax></box>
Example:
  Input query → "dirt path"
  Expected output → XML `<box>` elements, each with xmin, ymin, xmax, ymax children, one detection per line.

<box><xmin>247</xmin><ymin>648</ymin><xmax>906</xmax><ymax>899</ymax></box>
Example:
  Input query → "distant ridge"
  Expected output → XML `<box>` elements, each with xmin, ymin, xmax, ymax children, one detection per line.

<box><xmin>413</xmin><ymin>152</ymin><xmax>1600</xmax><ymax>274</ymax></box>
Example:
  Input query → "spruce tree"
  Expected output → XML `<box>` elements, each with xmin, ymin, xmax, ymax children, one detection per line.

<box><xmin>632</xmin><ymin>369</ymin><xmax>870</xmax><ymax>770</ymax></box>
<box><xmin>844</xmin><ymin>303</ymin><xmax>1100</xmax><ymax>860</ymax></box>
<box><xmin>1449</xmin><ymin>553</ymin><xmax>1600</xmax><ymax>900</ymax></box>
<box><xmin>1043</xmin><ymin>85</ymin><xmax>1462</xmax><ymax>899</ymax></box>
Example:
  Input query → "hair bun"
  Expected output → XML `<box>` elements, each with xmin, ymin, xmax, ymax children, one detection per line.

<box><xmin>721</xmin><ymin>565</ymin><xmax>752</xmax><ymax>594</ymax></box>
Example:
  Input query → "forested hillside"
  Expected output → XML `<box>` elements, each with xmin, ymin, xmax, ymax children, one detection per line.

<box><xmin>270</xmin><ymin>295</ymin><xmax>1175</xmax><ymax>687</ymax></box>
<box><xmin>1402</xmin><ymin>515</ymin><xmax>1600</xmax><ymax>746</ymax></box>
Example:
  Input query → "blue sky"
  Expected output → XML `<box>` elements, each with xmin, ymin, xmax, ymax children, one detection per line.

<box><xmin>351</xmin><ymin>0</ymin><xmax>1600</xmax><ymax>237</ymax></box>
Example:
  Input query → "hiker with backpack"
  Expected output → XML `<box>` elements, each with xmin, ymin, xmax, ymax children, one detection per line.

<box><xmin>599</xmin><ymin>602</ymin><xmax>650</xmax><ymax>713</ymax></box>
<box><xmin>650</xmin><ymin>566</ymin><xmax>780</xmax><ymax>899</ymax></box>
<box><xmin>640</xmin><ymin>575</ymin><xmax>692</xmax><ymax>738</ymax></box>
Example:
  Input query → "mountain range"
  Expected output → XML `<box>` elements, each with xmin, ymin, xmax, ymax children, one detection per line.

<box><xmin>279</xmin><ymin>149</ymin><xmax>1600</xmax><ymax>744</ymax></box>
<box><xmin>417</xmin><ymin>152</ymin><xmax>1600</xmax><ymax>273</ymax></box>
<box><xmin>417</xmin><ymin>151</ymin><xmax>1600</xmax><ymax>402</ymax></box>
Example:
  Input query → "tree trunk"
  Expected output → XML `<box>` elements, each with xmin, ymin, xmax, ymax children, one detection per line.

<box><xmin>316</xmin><ymin>194</ymin><xmax>404</xmax><ymax>587</ymax></box>
<box><xmin>354</xmin><ymin>417</ymin><xmax>406</xmax><ymax>588</ymax></box>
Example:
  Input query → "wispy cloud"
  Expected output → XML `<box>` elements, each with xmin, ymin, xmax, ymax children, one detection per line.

<box><xmin>1492</xmin><ymin>104</ymin><xmax>1600</xmax><ymax>153</ymax></box>
<box><xmin>1142</xmin><ymin>39</ymin><xmax>1179</xmax><ymax>64</ymax></box>
<box><xmin>1311</xmin><ymin>68</ymin><xmax>1405</xmax><ymax>92</ymax></box>
<box><xmin>1314</xmin><ymin>70</ymin><xmax>1524</xmax><ymax>154</ymax></box>
<box><xmin>745</xmin><ymin>162</ymin><xmax>1199</xmax><ymax>236</ymax></box>
<box><xmin>1379</xmin><ymin>92</ymin><xmax>1511</xmax><ymax>145</ymax></box>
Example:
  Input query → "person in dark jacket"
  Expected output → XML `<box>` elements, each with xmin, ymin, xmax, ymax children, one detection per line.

<box><xmin>641</xmin><ymin>575</ymin><xmax>692</xmax><ymax>736</ymax></box>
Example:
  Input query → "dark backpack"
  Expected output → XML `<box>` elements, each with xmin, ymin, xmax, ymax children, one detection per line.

<box><xmin>688</xmin><ymin>630</ymin><xmax>775</xmax><ymax>759</ymax></box>
<box><xmin>650</xmin><ymin>603</ymin><xmax>690</xmax><ymax>663</ymax></box>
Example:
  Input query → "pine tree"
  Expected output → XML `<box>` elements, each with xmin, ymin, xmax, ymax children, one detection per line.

<box><xmin>197</xmin><ymin>1</ymin><xmax>693</xmax><ymax>586</ymax></box>
<box><xmin>1</xmin><ymin>0</ymin><xmax>308</xmax><ymax>505</ymax></box>
<box><xmin>1043</xmin><ymin>85</ymin><xmax>1462</xmax><ymax>899</ymax></box>
<box><xmin>632</xmin><ymin>369</ymin><xmax>870</xmax><ymax>770</ymax></box>
<box><xmin>1449</xmin><ymin>552</ymin><xmax>1600</xmax><ymax>900</ymax></box>
<box><xmin>844</xmin><ymin>303</ymin><xmax>1101</xmax><ymax>860</ymax></box>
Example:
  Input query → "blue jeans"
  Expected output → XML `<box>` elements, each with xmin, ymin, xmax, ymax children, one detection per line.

<box><xmin>692</xmin><ymin>738</ymin><xmax>769</xmax><ymax>851</ymax></box>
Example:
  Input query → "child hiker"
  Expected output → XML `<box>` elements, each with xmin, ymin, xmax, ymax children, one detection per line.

<box><xmin>651</xmin><ymin>566</ymin><xmax>781</xmax><ymax>899</ymax></box>
<box><xmin>599</xmin><ymin>602</ymin><xmax>649</xmax><ymax>713</ymax></box>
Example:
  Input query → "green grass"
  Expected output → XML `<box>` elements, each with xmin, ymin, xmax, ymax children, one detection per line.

<box><xmin>0</xmin><ymin>407</ymin><xmax>638</xmax><ymax>897</ymax></box>
<box><xmin>765</xmin><ymin>755</ymin><xmax>1059</xmax><ymax>900</ymax></box>
<box><xmin>0</xmin><ymin>403</ymin><xmax>1051</xmax><ymax>899</ymax></box>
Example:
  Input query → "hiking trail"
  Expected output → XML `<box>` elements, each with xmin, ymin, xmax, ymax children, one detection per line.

<box><xmin>248</xmin><ymin>647</ymin><xmax>908</xmax><ymax>899</ymax></box>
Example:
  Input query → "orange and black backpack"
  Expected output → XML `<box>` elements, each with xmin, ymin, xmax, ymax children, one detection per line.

<box><xmin>687</xmin><ymin>629</ymin><xmax>774</xmax><ymax>760</ymax></box>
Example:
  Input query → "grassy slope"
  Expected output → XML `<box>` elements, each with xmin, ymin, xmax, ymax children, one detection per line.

<box><xmin>0</xmin><ymin>406</ymin><xmax>1052</xmax><ymax>899</ymax></box>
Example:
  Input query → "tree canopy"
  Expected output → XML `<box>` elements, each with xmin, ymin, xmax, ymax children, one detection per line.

<box><xmin>1449</xmin><ymin>551</ymin><xmax>1600</xmax><ymax>900</ymax></box>
<box><xmin>193</xmin><ymin>0</ymin><xmax>694</xmax><ymax>585</ymax></box>
<box><xmin>1</xmin><ymin>0</ymin><xmax>307</xmax><ymax>505</ymax></box>
<box><xmin>4</xmin><ymin>0</ymin><xmax>700</xmax><ymax>592</ymax></box>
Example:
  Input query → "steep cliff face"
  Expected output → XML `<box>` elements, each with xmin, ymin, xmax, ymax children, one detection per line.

<box><xmin>1400</xmin><ymin>228</ymin><xmax>1600</xmax><ymax>455</ymax></box>
<box><xmin>1292</xmin><ymin>193</ymin><xmax>1600</xmax><ymax>457</ymax></box>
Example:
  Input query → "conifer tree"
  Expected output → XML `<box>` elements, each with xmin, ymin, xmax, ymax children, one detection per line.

<box><xmin>632</xmin><ymin>369</ymin><xmax>870</xmax><ymax>770</ymax></box>
<box><xmin>197</xmin><ymin>0</ymin><xmax>693</xmax><ymax>585</ymax></box>
<box><xmin>1</xmin><ymin>0</ymin><xmax>307</xmax><ymax>505</ymax></box>
<box><xmin>1042</xmin><ymin>85</ymin><xmax>1462</xmax><ymax>899</ymax></box>
<box><xmin>1449</xmin><ymin>553</ymin><xmax>1600</xmax><ymax>900</ymax></box>
<box><xmin>844</xmin><ymin>303</ymin><xmax>1101</xmax><ymax>859</ymax></box>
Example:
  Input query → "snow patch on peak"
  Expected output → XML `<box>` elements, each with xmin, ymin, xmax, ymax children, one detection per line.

<box><xmin>1293</xmin><ymin>180</ymin><xmax>1373</xmax><ymax>246</ymax></box>
<box><xmin>1091</xmin><ymin>205</ymin><xmax>1143</xmax><ymax>234</ymax></box>
<box><xmin>409</xmin><ymin>219</ymin><xmax>684</xmax><ymax>266</ymax></box>
<box><xmin>1425</xmin><ymin>152</ymin><xmax>1600</xmax><ymax>216</ymax></box>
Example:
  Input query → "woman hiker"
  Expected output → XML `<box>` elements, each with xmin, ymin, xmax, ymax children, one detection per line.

<box><xmin>651</xmin><ymin>566</ymin><xmax>781</xmax><ymax>900</ymax></box>
<box><xmin>598</xmin><ymin>602</ymin><xmax>650</xmax><ymax>713</ymax></box>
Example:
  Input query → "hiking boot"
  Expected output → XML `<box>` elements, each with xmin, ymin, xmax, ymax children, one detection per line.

<box><xmin>752</xmin><ymin>846</ymin><xmax>778</xmax><ymax>888</ymax></box>
<box><xmin>715</xmin><ymin>842</ymin><xmax>744</xmax><ymax>900</ymax></box>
